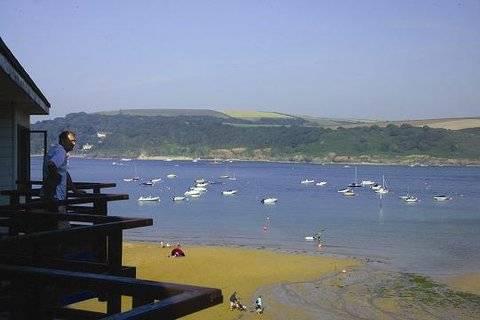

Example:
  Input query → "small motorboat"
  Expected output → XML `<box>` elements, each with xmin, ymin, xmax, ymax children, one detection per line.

<box><xmin>361</xmin><ymin>180</ymin><xmax>375</xmax><ymax>186</ymax></box>
<box><xmin>315</xmin><ymin>181</ymin><xmax>327</xmax><ymax>186</ymax></box>
<box><xmin>371</xmin><ymin>184</ymin><xmax>381</xmax><ymax>191</ymax></box>
<box><xmin>337</xmin><ymin>187</ymin><xmax>351</xmax><ymax>193</ymax></box>
<box><xmin>123</xmin><ymin>178</ymin><xmax>133</xmax><ymax>182</ymax></box>
<box><xmin>151</xmin><ymin>178</ymin><xmax>162</xmax><ymax>183</ymax></box>
<box><xmin>219</xmin><ymin>175</ymin><xmax>230</xmax><ymax>179</ymax></box>
<box><xmin>172</xmin><ymin>196</ymin><xmax>186</xmax><ymax>201</ymax></box>
<box><xmin>222</xmin><ymin>190</ymin><xmax>238</xmax><ymax>195</ymax></box>
<box><xmin>190</xmin><ymin>193</ymin><xmax>201</xmax><ymax>198</ymax></box>
<box><xmin>141</xmin><ymin>181</ymin><xmax>154</xmax><ymax>186</ymax></box>
<box><xmin>305</xmin><ymin>232</ymin><xmax>323</xmax><ymax>241</ymax></box>
<box><xmin>343</xmin><ymin>190</ymin><xmax>356</xmax><ymax>196</ymax></box>
<box><xmin>138</xmin><ymin>196</ymin><xmax>160</xmax><ymax>201</ymax></box>
<box><xmin>261</xmin><ymin>198</ymin><xmax>278</xmax><ymax>204</ymax></box>
<box><xmin>301</xmin><ymin>179</ymin><xmax>315</xmax><ymax>184</ymax></box>
<box><xmin>195</xmin><ymin>182</ymin><xmax>209</xmax><ymax>187</ymax></box>
<box><xmin>403</xmin><ymin>195</ymin><xmax>418</xmax><ymax>203</ymax></box>
<box><xmin>195</xmin><ymin>178</ymin><xmax>206</xmax><ymax>183</ymax></box>
<box><xmin>166</xmin><ymin>174</ymin><xmax>177</xmax><ymax>179</ymax></box>
<box><xmin>184</xmin><ymin>190</ymin><xmax>200</xmax><ymax>196</ymax></box>
<box><xmin>433</xmin><ymin>195</ymin><xmax>451</xmax><ymax>201</ymax></box>
<box><xmin>190</xmin><ymin>186</ymin><xmax>207</xmax><ymax>192</ymax></box>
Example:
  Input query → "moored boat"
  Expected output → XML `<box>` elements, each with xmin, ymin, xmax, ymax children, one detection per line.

<box><xmin>301</xmin><ymin>179</ymin><xmax>315</xmax><ymax>184</ymax></box>
<box><xmin>403</xmin><ymin>195</ymin><xmax>418</xmax><ymax>203</ymax></box>
<box><xmin>184</xmin><ymin>190</ymin><xmax>200</xmax><ymax>196</ymax></box>
<box><xmin>361</xmin><ymin>180</ymin><xmax>375</xmax><ymax>186</ymax></box>
<box><xmin>261</xmin><ymin>198</ymin><xmax>278</xmax><ymax>204</ymax></box>
<box><xmin>138</xmin><ymin>196</ymin><xmax>160</xmax><ymax>201</ymax></box>
<box><xmin>433</xmin><ymin>195</ymin><xmax>451</xmax><ymax>201</ymax></box>
<box><xmin>222</xmin><ymin>190</ymin><xmax>238</xmax><ymax>195</ymax></box>
<box><xmin>195</xmin><ymin>182</ymin><xmax>209</xmax><ymax>187</ymax></box>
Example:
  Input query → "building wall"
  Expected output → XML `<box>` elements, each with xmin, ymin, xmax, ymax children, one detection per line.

<box><xmin>0</xmin><ymin>104</ymin><xmax>29</xmax><ymax>204</ymax></box>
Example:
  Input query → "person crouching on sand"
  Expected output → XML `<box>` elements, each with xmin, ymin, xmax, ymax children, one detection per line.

<box><xmin>170</xmin><ymin>244</ymin><xmax>185</xmax><ymax>257</ymax></box>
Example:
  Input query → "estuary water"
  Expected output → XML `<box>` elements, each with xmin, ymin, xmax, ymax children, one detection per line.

<box><xmin>32</xmin><ymin>157</ymin><xmax>480</xmax><ymax>276</ymax></box>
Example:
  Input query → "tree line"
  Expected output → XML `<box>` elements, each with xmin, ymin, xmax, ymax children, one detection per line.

<box><xmin>31</xmin><ymin>112</ymin><xmax>480</xmax><ymax>161</ymax></box>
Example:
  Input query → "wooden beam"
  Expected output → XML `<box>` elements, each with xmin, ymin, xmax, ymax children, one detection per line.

<box><xmin>0</xmin><ymin>264</ymin><xmax>223</xmax><ymax>319</ymax></box>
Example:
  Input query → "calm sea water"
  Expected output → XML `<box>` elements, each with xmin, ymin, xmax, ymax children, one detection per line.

<box><xmin>32</xmin><ymin>158</ymin><xmax>480</xmax><ymax>276</ymax></box>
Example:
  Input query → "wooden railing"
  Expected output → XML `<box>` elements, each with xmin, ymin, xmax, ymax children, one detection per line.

<box><xmin>0</xmin><ymin>181</ymin><xmax>223</xmax><ymax>319</ymax></box>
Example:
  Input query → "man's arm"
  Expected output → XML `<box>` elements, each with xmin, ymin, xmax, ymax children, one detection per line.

<box><xmin>67</xmin><ymin>172</ymin><xmax>86</xmax><ymax>194</ymax></box>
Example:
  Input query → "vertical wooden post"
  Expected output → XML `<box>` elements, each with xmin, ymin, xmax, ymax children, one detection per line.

<box><xmin>106</xmin><ymin>230</ymin><xmax>122</xmax><ymax>315</ymax></box>
<box><xmin>94</xmin><ymin>199</ymin><xmax>107</xmax><ymax>216</ymax></box>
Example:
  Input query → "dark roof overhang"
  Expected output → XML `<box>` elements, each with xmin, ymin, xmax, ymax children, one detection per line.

<box><xmin>0</xmin><ymin>37</ymin><xmax>50</xmax><ymax>115</ymax></box>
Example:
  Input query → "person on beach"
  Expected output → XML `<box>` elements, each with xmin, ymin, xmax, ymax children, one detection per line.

<box><xmin>42</xmin><ymin>131</ymin><xmax>84</xmax><ymax>225</ymax></box>
<box><xmin>170</xmin><ymin>244</ymin><xmax>185</xmax><ymax>257</ymax></box>
<box><xmin>229</xmin><ymin>291</ymin><xmax>246</xmax><ymax>311</ymax></box>
<box><xmin>229</xmin><ymin>291</ymin><xmax>238</xmax><ymax>310</ymax></box>
<box><xmin>255</xmin><ymin>295</ymin><xmax>264</xmax><ymax>314</ymax></box>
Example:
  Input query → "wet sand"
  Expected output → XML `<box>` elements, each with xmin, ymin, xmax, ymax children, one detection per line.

<box><xmin>440</xmin><ymin>272</ymin><xmax>480</xmax><ymax>296</ymax></box>
<box><xmin>72</xmin><ymin>242</ymin><xmax>480</xmax><ymax>319</ymax></box>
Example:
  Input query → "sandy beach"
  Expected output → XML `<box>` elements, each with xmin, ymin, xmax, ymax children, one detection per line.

<box><xmin>73</xmin><ymin>242</ymin><xmax>480</xmax><ymax>319</ymax></box>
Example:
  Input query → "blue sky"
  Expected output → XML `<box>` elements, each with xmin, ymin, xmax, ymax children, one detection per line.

<box><xmin>1</xmin><ymin>0</ymin><xmax>479</xmax><ymax>120</ymax></box>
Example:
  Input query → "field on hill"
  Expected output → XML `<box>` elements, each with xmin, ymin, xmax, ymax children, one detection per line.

<box><xmin>222</xmin><ymin>110</ymin><xmax>293</xmax><ymax>120</ymax></box>
<box><xmin>94</xmin><ymin>109</ymin><xmax>479</xmax><ymax>130</ymax></box>
<box><xmin>97</xmin><ymin>108</ymin><xmax>229</xmax><ymax>118</ymax></box>
<box><xmin>389</xmin><ymin>118</ymin><xmax>480</xmax><ymax>130</ymax></box>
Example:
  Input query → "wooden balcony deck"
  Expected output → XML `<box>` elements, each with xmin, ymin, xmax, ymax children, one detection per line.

<box><xmin>0</xmin><ymin>181</ymin><xmax>223</xmax><ymax>319</ymax></box>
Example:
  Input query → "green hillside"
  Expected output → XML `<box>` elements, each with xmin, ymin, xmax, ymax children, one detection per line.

<box><xmin>31</xmin><ymin>112</ymin><xmax>480</xmax><ymax>165</ymax></box>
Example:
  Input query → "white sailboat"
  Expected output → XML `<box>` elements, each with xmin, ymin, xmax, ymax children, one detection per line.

<box><xmin>375</xmin><ymin>175</ymin><xmax>389</xmax><ymax>194</ymax></box>
<box><xmin>348</xmin><ymin>166</ymin><xmax>362</xmax><ymax>187</ymax></box>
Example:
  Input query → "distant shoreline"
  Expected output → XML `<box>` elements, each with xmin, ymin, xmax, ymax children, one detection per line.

<box><xmin>31</xmin><ymin>153</ymin><xmax>480</xmax><ymax>167</ymax></box>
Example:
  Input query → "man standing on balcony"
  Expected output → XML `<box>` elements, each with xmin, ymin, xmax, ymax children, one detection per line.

<box><xmin>42</xmin><ymin>130</ymin><xmax>83</xmax><ymax>216</ymax></box>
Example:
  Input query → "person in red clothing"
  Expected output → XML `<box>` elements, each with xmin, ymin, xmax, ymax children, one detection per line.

<box><xmin>170</xmin><ymin>244</ymin><xmax>185</xmax><ymax>257</ymax></box>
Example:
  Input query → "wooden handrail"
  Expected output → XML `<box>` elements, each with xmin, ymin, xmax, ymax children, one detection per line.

<box><xmin>0</xmin><ymin>264</ymin><xmax>223</xmax><ymax>319</ymax></box>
